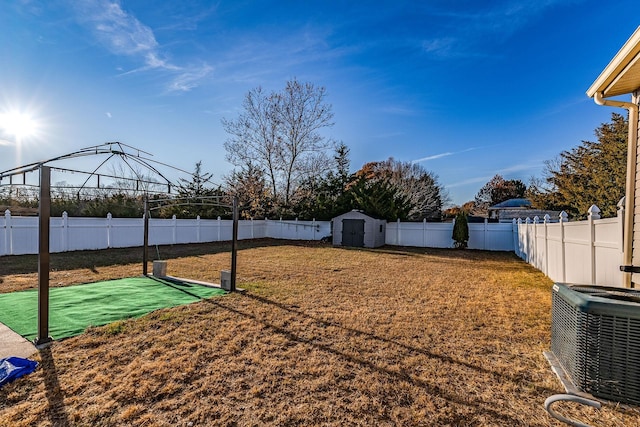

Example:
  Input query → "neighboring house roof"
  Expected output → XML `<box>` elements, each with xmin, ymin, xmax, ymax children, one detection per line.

<box><xmin>489</xmin><ymin>198</ymin><xmax>532</xmax><ymax>209</ymax></box>
<box><xmin>493</xmin><ymin>209</ymin><xmax>562</xmax><ymax>222</ymax></box>
<box><xmin>587</xmin><ymin>26</ymin><xmax>640</xmax><ymax>98</ymax></box>
<box><xmin>487</xmin><ymin>199</ymin><xmax>560</xmax><ymax>222</ymax></box>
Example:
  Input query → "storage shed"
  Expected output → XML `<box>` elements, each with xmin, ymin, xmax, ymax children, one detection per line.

<box><xmin>332</xmin><ymin>210</ymin><xmax>386</xmax><ymax>248</ymax></box>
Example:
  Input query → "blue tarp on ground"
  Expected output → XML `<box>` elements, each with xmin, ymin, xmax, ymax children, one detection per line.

<box><xmin>0</xmin><ymin>357</ymin><xmax>38</xmax><ymax>387</ymax></box>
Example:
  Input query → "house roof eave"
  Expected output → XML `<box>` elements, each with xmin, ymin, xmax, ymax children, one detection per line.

<box><xmin>587</xmin><ymin>26</ymin><xmax>640</xmax><ymax>99</ymax></box>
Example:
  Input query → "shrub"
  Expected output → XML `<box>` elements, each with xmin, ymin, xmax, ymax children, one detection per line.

<box><xmin>452</xmin><ymin>212</ymin><xmax>469</xmax><ymax>249</ymax></box>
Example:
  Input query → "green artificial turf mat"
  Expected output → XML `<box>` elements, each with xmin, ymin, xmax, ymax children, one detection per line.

<box><xmin>0</xmin><ymin>276</ymin><xmax>226</xmax><ymax>341</ymax></box>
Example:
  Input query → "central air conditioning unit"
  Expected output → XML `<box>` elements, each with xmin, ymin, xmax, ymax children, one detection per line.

<box><xmin>550</xmin><ymin>283</ymin><xmax>640</xmax><ymax>405</ymax></box>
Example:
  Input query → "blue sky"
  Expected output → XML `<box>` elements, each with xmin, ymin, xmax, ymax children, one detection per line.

<box><xmin>0</xmin><ymin>0</ymin><xmax>638</xmax><ymax>206</ymax></box>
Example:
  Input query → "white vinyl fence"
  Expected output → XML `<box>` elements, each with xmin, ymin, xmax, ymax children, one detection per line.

<box><xmin>514</xmin><ymin>205</ymin><xmax>624</xmax><ymax>287</ymax></box>
<box><xmin>1</xmin><ymin>206</ymin><xmax>627</xmax><ymax>287</ymax></box>
<box><xmin>0</xmin><ymin>210</ymin><xmax>331</xmax><ymax>256</ymax></box>
<box><xmin>385</xmin><ymin>219</ymin><xmax>515</xmax><ymax>251</ymax></box>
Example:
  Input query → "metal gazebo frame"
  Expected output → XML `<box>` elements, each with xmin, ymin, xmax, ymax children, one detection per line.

<box><xmin>0</xmin><ymin>142</ymin><xmax>239</xmax><ymax>345</ymax></box>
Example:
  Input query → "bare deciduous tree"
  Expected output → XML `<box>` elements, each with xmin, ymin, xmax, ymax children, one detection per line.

<box><xmin>222</xmin><ymin>78</ymin><xmax>334</xmax><ymax>209</ymax></box>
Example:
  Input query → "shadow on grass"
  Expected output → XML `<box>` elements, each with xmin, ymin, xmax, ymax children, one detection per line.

<box><xmin>368</xmin><ymin>245</ymin><xmax>521</xmax><ymax>261</ymax></box>
<box><xmin>39</xmin><ymin>346</ymin><xmax>70</xmax><ymax>427</ymax></box>
<box><xmin>0</xmin><ymin>238</ymin><xmax>326</xmax><ymax>276</ymax></box>
<box><xmin>205</xmin><ymin>291</ymin><xmax>555</xmax><ymax>424</ymax></box>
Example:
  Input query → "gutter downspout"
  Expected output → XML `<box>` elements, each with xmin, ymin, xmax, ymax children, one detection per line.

<box><xmin>594</xmin><ymin>91</ymin><xmax>639</xmax><ymax>288</ymax></box>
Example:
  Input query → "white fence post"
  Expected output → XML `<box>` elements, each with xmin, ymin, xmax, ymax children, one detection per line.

<box><xmin>251</xmin><ymin>218</ymin><xmax>254</xmax><ymax>239</ymax></box>
<box><xmin>559</xmin><ymin>211</ymin><xmax>568</xmax><ymax>282</ymax></box>
<box><xmin>588</xmin><ymin>205</ymin><xmax>601</xmax><ymax>285</ymax></box>
<box><xmin>3</xmin><ymin>210</ymin><xmax>10</xmax><ymax>256</ymax></box>
<box><xmin>512</xmin><ymin>219</ymin><xmax>518</xmax><ymax>257</ymax></box>
<box><xmin>533</xmin><ymin>216</ymin><xmax>540</xmax><ymax>269</ymax></box>
<box><xmin>513</xmin><ymin>218</ymin><xmax>522</xmax><ymax>259</ymax></box>
<box><xmin>106</xmin><ymin>212</ymin><xmax>112</xmax><ymax>248</ymax></box>
<box><xmin>197</xmin><ymin>215</ymin><xmax>201</xmax><ymax>243</ymax></box>
<box><xmin>524</xmin><ymin>217</ymin><xmax>533</xmax><ymax>264</ymax></box>
<box><xmin>172</xmin><ymin>215</ymin><xmax>177</xmax><ymax>244</ymax></box>
<box><xmin>543</xmin><ymin>214</ymin><xmax>551</xmax><ymax>277</ymax></box>
<box><xmin>217</xmin><ymin>216</ymin><xmax>221</xmax><ymax>241</ymax></box>
<box><xmin>62</xmin><ymin>211</ymin><xmax>69</xmax><ymax>252</ymax></box>
<box><xmin>483</xmin><ymin>218</ymin><xmax>488</xmax><ymax>250</ymax></box>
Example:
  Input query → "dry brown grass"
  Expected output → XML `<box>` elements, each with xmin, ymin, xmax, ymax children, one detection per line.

<box><xmin>1</xmin><ymin>240</ymin><xmax>639</xmax><ymax>426</ymax></box>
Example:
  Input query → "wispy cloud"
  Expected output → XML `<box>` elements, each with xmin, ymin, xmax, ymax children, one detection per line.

<box><xmin>211</xmin><ymin>25</ymin><xmax>358</xmax><ymax>85</ymax></box>
<box><xmin>169</xmin><ymin>64</ymin><xmax>213</xmax><ymax>92</ymax></box>
<box><xmin>447</xmin><ymin>175</ymin><xmax>493</xmax><ymax>188</ymax></box>
<box><xmin>412</xmin><ymin>147</ymin><xmax>478</xmax><ymax>163</ymax></box>
<box><xmin>421</xmin><ymin>1</ymin><xmax>571</xmax><ymax>58</ymax></box>
<box><xmin>446</xmin><ymin>161</ymin><xmax>543</xmax><ymax>188</ymax></box>
<box><xmin>497</xmin><ymin>162</ymin><xmax>543</xmax><ymax>174</ymax></box>
<box><xmin>377</xmin><ymin>105</ymin><xmax>420</xmax><ymax>116</ymax></box>
<box><xmin>414</xmin><ymin>152</ymin><xmax>454</xmax><ymax>162</ymax></box>
<box><xmin>71</xmin><ymin>0</ymin><xmax>211</xmax><ymax>92</ymax></box>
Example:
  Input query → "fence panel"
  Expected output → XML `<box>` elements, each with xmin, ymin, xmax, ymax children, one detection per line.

<box><xmin>67</xmin><ymin>217</ymin><xmax>109</xmax><ymax>251</ymax></box>
<box><xmin>7</xmin><ymin>216</ymin><xmax>38</xmax><ymax>255</ymax></box>
<box><xmin>237</xmin><ymin>220</ymin><xmax>255</xmax><ymax>240</ymax></box>
<box><xmin>110</xmin><ymin>218</ymin><xmax>144</xmax><ymax>248</ymax></box>
<box><xmin>533</xmin><ymin>221</ymin><xmax>547</xmax><ymax>272</ymax></box>
<box><xmin>174</xmin><ymin>219</ymin><xmax>199</xmax><ymax>244</ymax></box>
<box><xmin>545</xmin><ymin>223</ymin><xmax>564</xmax><ymax>282</ymax></box>
<box><xmin>385</xmin><ymin>220</ymin><xmax>514</xmax><ymax>251</ymax></box>
<box><xmin>514</xmin><ymin>207</ymin><xmax>624</xmax><ymax>287</ymax></box>
<box><xmin>562</xmin><ymin>222</ymin><xmax>592</xmax><ymax>284</ymax></box>
<box><xmin>386</xmin><ymin>221</ymin><xmax>454</xmax><ymax>248</ymax></box>
<box><xmin>593</xmin><ymin>218</ymin><xmax>623</xmax><ymax>285</ymax></box>
<box><xmin>0</xmin><ymin>213</ymin><xmax>6</xmax><ymax>256</ymax></box>
<box><xmin>469</xmin><ymin>222</ymin><xmax>514</xmax><ymax>251</ymax></box>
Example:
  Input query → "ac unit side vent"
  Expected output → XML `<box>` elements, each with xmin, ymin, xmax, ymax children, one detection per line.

<box><xmin>551</xmin><ymin>283</ymin><xmax>640</xmax><ymax>406</ymax></box>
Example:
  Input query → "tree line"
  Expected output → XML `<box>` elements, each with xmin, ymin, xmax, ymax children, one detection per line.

<box><xmin>1</xmin><ymin>79</ymin><xmax>629</xmax><ymax>222</ymax></box>
<box><xmin>445</xmin><ymin>112</ymin><xmax>628</xmax><ymax>220</ymax></box>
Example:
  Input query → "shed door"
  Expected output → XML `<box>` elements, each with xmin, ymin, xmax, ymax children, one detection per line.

<box><xmin>342</xmin><ymin>219</ymin><xmax>365</xmax><ymax>247</ymax></box>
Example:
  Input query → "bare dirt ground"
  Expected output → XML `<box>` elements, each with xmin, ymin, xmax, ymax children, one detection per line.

<box><xmin>1</xmin><ymin>240</ymin><xmax>639</xmax><ymax>426</ymax></box>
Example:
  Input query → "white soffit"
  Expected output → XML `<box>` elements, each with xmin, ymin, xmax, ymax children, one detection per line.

<box><xmin>587</xmin><ymin>26</ymin><xmax>640</xmax><ymax>98</ymax></box>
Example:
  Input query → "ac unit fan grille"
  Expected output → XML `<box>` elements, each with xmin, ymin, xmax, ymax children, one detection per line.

<box><xmin>551</xmin><ymin>284</ymin><xmax>640</xmax><ymax>406</ymax></box>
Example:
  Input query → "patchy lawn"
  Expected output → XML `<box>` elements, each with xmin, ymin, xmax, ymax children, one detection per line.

<box><xmin>1</xmin><ymin>240</ymin><xmax>639</xmax><ymax>426</ymax></box>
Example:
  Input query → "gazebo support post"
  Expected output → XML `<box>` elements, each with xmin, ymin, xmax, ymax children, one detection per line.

<box><xmin>35</xmin><ymin>166</ymin><xmax>53</xmax><ymax>345</ymax></box>
<box><xmin>143</xmin><ymin>196</ymin><xmax>149</xmax><ymax>275</ymax></box>
<box><xmin>231</xmin><ymin>196</ymin><xmax>238</xmax><ymax>292</ymax></box>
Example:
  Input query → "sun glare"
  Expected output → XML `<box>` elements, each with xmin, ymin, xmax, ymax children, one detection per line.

<box><xmin>0</xmin><ymin>110</ymin><xmax>40</xmax><ymax>140</ymax></box>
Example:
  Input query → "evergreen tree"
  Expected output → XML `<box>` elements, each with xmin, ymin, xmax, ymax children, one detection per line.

<box><xmin>452</xmin><ymin>211</ymin><xmax>469</xmax><ymax>249</ymax></box>
<box><xmin>167</xmin><ymin>161</ymin><xmax>225</xmax><ymax>218</ymax></box>
<box><xmin>350</xmin><ymin>158</ymin><xmax>445</xmax><ymax>221</ymax></box>
<box><xmin>346</xmin><ymin>175</ymin><xmax>411</xmax><ymax>221</ymax></box>
<box><xmin>291</xmin><ymin>142</ymin><xmax>352</xmax><ymax>220</ymax></box>
<box><xmin>527</xmin><ymin>112</ymin><xmax>627</xmax><ymax>218</ymax></box>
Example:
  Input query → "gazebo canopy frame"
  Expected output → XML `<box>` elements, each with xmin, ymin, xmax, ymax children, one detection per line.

<box><xmin>0</xmin><ymin>142</ymin><xmax>239</xmax><ymax>345</ymax></box>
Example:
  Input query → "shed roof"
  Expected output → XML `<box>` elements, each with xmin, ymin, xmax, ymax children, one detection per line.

<box><xmin>332</xmin><ymin>209</ymin><xmax>385</xmax><ymax>221</ymax></box>
<box><xmin>587</xmin><ymin>26</ymin><xmax>640</xmax><ymax>98</ymax></box>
